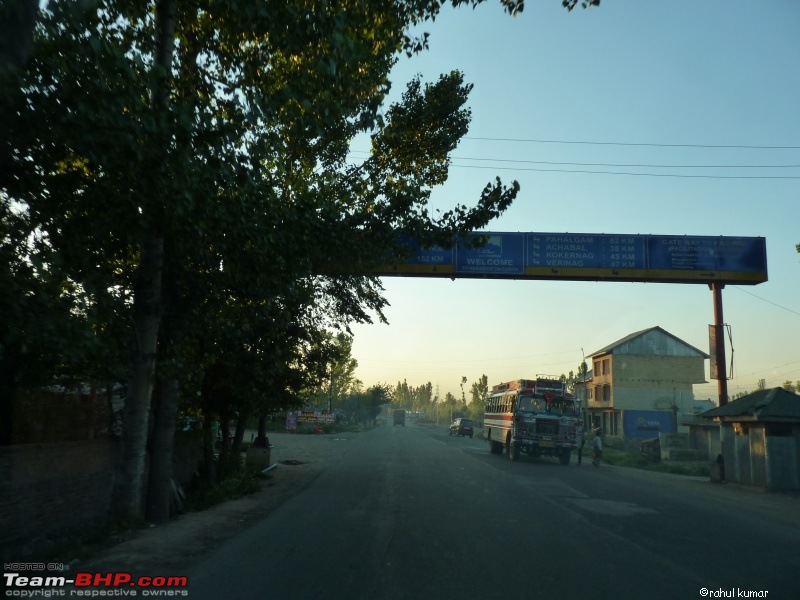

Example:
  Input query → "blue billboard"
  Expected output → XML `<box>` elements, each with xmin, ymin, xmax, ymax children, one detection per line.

<box><xmin>526</xmin><ymin>233</ymin><xmax>646</xmax><ymax>270</ymax></box>
<box><xmin>622</xmin><ymin>410</ymin><xmax>675</xmax><ymax>439</ymax></box>
<box><xmin>455</xmin><ymin>232</ymin><xmax>525</xmax><ymax>276</ymax></box>
<box><xmin>379</xmin><ymin>232</ymin><xmax>767</xmax><ymax>285</ymax></box>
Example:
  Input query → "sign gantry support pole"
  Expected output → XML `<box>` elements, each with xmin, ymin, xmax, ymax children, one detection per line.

<box><xmin>710</xmin><ymin>282</ymin><xmax>728</xmax><ymax>407</ymax></box>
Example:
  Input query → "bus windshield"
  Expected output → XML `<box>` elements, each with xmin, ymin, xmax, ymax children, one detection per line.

<box><xmin>517</xmin><ymin>395</ymin><xmax>544</xmax><ymax>414</ymax></box>
<box><xmin>550</xmin><ymin>400</ymin><xmax>578</xmax><ymax>416</ymax></box>
<box><xmin>517</xmin><ymin>395</ymin><xmax>577</xmax><ymax>416</ymax></box>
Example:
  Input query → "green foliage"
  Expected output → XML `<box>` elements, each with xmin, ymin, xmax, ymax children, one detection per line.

<box><xmin>577</xmin><ymin>360</ymin><xmax>588</xmax><ymax>378</ymax></box>
<box><xmin>4</xmin><ymin>0</ymin><xmax>527</xmax><ymax>433</ymax></box>
<box><xmin>468</xmin><ymin>374</ymin><xmax>488</xmax><ymax>417</ymax></box>
<box><xmin>603</xmin><ymin>447</ymin><xmax>710</xmax><ymax>477</ymax></box>
<box><xmin>300</xmin><ymin>332</ymin><xmax>360</xmax><ymax>411</ymax></box>
<box><xmin>185</xmin><ymin>460</ymin><xmax>263</xmax><ymax>512</ymax></box>
<box><xmin>393</xmin><ymin>380</ymin><xmax>434</xmax><ymax>412</ymax></box>
<box><xmin>562</xmin><ymin>0</ymin><xmax>600</xmax><ymax>11</ymax></box>
<box><xmin>5</xmin><ymin>0</ymin><xmax>610</xmax><ymax>517</ymax></box>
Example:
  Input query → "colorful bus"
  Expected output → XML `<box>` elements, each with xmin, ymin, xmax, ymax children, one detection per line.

<box><xmin>484</xmin><ymin>376</ymin><xmax>581</xmax><ymax>464</ymax></box>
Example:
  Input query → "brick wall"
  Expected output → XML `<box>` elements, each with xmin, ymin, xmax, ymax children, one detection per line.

<box><xmin>1</xmin><ymin>435</ymin><xmax>203</xmax><ymax>561</ymax></box>
<box><xmin>0</xmin><ymin>439</ymin><xmax>118</xmax><ymax>560</ymax></box>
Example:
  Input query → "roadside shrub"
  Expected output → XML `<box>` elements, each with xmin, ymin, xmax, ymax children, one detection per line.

<box><xmin>185</xmin><ymin>463</ymin><xmax>263</xmax><ymax>512</ymax></box>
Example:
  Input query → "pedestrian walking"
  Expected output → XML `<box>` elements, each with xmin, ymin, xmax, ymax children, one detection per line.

<box><xmin>591</xmin><ymin>428</ymin><xmax>603</xmax><ymax>467</ymax></box>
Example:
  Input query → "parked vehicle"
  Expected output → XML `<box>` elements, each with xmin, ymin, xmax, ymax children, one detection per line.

<box><xmin>449</xmin><ymin>418</ymin><xmax>474</xmax><ymax>438</ymax></box>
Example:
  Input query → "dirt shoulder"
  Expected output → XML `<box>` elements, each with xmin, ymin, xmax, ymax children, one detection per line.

<box><xmin>76</xmin><ymin>432</ymin><xmax>354</xmax><ymax>575</ymax></box>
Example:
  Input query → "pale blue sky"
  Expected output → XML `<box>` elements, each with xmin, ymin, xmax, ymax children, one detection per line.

<box><xmin>349</xmin><ymin>1</ymin><xmax>800</xmax><ymax>403</ymax></box>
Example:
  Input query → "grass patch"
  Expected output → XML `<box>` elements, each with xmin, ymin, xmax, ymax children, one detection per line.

<box><xmin>603</xmin><ymin>447</ymin><xmax>710</xmax><ymax>477</ymax></box>
<box><xmin>185</xmin><ymin>462</ymin><xmax>264</xmax><ymax>512</ymax></box>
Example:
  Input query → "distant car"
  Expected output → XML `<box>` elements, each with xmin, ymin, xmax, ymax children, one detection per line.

<box><xmin>449</xmin><ymin>418</ymin><xmax>474</xmax><ymax>438</ymax></box>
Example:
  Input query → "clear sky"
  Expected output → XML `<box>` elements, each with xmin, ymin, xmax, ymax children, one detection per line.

<box><xmin>348</xmin><ymin>1</ymin><xmax>800</xmax><ymax>404</ymax></box>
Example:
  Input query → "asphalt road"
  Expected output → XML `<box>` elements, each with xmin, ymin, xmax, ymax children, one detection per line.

<box><xmin>186</xmin><ymin>424</ymin><xmax>800</xmax><ymax>600</ymax></box>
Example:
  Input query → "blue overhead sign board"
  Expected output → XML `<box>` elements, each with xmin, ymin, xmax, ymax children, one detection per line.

<box><xmin>456</xmin><ymin>232</ymin><xmax>525</xmax><ymax>276</ymax></box>
<box><xmin>379</xmin><ymin>232</ymin><xmax>767</xmax><ymax>284</ymax></box>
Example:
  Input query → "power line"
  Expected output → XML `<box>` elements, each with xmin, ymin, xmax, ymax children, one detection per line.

<box><xmin>347</xmin><ymin>149</ymin><xmax>800</xmax><ymax>170</ymax></box>
<box><xmin>453</xmin><ymin>156</ymin><xmax>800</xmax><ymax>169</ymax></box>
<box><xmin>733</xmin><ymin>360</ymin><xmax>800</xmax><ymax>380</ymax></box>
<box><xmin>449</xmin><ymin>164</ymin><xmax>800</xmax><ymax>180</ymax></box>
<box><xmin>463</xmin><ymin>136</ymin><xmax>800</xmax><ymax>150</ymax></box>
<box><xmin>731</xmin><ymin>286</ymin><xmax>800</xmax><ymax>317</ymax></box>
<box><xmin>347</xmin><ymin>150</ymin><xmax>800</xmax><ymax>179</ymax></box>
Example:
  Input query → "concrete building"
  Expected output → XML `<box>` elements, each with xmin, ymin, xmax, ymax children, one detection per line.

<box><xmin>575</xmin><ymin>326</ymin><xmax>709</xmax><ymax>440</ymax></box>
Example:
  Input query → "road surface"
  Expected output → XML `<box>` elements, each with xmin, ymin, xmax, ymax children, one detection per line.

<box><xmin>186</xmin><ymin>424</ymin><xmax>799</xmax><ymax>599</ymax></box>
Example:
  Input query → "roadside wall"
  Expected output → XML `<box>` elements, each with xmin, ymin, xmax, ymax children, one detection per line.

<box><xmin>1</xmin><ymin>436</ymin><xmax>203</xmax><ymax>561</ymax></box>
<box><xmin>0</xmin><ymin>439</ymin><xmax>118</xmax><ymax>560</ymax></box>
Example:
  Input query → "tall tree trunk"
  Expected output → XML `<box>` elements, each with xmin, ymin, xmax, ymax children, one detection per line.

<box><xmin>218</xmin><ymin>409</ymin><xmax>232</xmax><ymax>460</ymax></box>
<box><xmin>111</xmin><ymin>0</ymin><xmax>176</xmax><ymax>521</ymax></box>
<box><xmin>112</xmin><ymin>235</ymin><xmax>163</xmax><ymax>519</ymax></box>
<box><xmin>146</xmin><ymin>374</ymin><xmax>179</xmax><ymax>522</ymax></box>
<box><xmin>146</xmin><ymin>259</ymin><xmax>185</xmax><ymax>522</ymax></box>
<box><xmin>231</xmin><ymin>413</ymin><xmax>248</xmax><ymax>454</ymax></box>
<box><xmin>201</xmin><ymin>414</ymin><xmax>217</xmax><ymax>486</ymax></box>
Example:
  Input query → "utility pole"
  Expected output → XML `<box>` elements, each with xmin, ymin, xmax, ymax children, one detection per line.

<box><xmin>710</xmin><ymin>282</ymin><xmax>728</xmax><ymax>407</ymax></box>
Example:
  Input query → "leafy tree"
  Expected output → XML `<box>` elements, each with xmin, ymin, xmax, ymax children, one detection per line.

<box><xmin>394</xmin><ymin>380</ymin><xmax>411</xmax><ymax>408</ymax></box>
<box><xmin>468</xmin><ymin>374</ymin><xmax>488</xmax><ymax>419</ymax></box>
<box><xmin>300</xmin><ymin>332</ymin><xmax>359</xmax><ymax>412</ymax></box>
<box><xmin>340</xmin><ymin>383</ymin><xmax>390</xmax><ymax>425</ymax></box>
<box><xmin>562</xmin><ymin>0</ymin><xmax>600</xmax><ymax>10</ymax></box>
<box><xmin>560</xmin><ymin>361</ymin><xmax>588</xmax><ymax>393</ymax></box>
<box><xmin>392</xmin><ymin>380</ymin><xmax>434</xmax><ymax>413</ymax></box>
<box><xmin>441</xmin><ymin>391</ymin><xmax>461</xmax><ymax>421</ymax></box>
<box><xmin>415</xmin><ymin>382</ymin><xmax>434</xmax><ymax>413</ymax></box>
<box><xmin>577</xmin><ymin>360</ymin><xmax>588</xmax><ymax>379</ymax></box>
<box><xmin>3</xmin><ymin>0</ymin><xmax>591</xmax><ymax>522</ymax></box>
<box><xmin>757</xmin><ymin>378</ymin><xmax>767</xmax><ymax>390</ymax></box>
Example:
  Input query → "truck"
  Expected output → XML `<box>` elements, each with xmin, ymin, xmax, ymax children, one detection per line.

<box><xmin>483</xmin><ymin>376</ymin><xmax>581</xmax><ymax>464</ymax></box>
<box><xmin>392</xmin><ymin>408</ymin><xmax>406</xmax><ymax>426</ymax></box>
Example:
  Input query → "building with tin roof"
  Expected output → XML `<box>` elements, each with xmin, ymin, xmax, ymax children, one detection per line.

<box><xmin>575</xmin><ymin>326</ymin><xmax>709</xmax><ymax>440</ymax></box>
<box><xmin>702</xmin><ymin>387</ymin><xmax>800</xmax><ymax>489</ymax></box>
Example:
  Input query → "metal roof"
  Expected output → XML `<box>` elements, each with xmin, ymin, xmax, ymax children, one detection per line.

<box><xmin>701</xmin><ymin>388</ymin><xmax>800</xmax><ymax>421</ymax></box>
<box><xmin>588</xmin><ymin>326</ymin><xmax>709</xmax><ymax>358</ymax></box>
